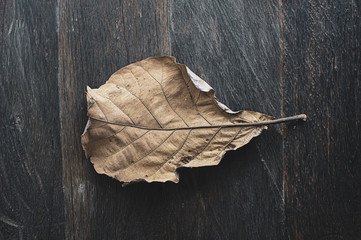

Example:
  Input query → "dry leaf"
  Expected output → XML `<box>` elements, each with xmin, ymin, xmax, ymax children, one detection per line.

<box><xmin>81</xmin><ymin>56</ymin><xmax>274</xmax><ymax>185</ymax></box>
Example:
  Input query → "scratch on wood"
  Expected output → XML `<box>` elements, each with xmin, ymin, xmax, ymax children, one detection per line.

<box><xmin>260</xmin><ymin>158</ymin><xmax>284</xmax><ymax>203</ymax></box>
<box><xmin>0</xmin><ymin>215</ymin><xmax>21</xmax><ymax>228</ymax></box>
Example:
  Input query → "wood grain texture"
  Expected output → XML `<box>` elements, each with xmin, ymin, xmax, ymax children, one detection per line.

<box><xmin>281</xmin><ymin>0</ymin><xmax>361</xmax><ymax>239</ymax></box>
<box><xmin>1</xmin><ymin>0</ymin><xmax>360</xmax><ymax>239</ymax></box>
<box><xmin>169</xmin><ymin>0</ymin><xmax>284</xmax><ymax>238</ymax></box>
<box><xmin>0</xmin><ymin>0</ymin><xmax>64</xmax><ymax>239</ymax></box>
<box><xmin>58</xmin><ymin>0</ymin><xmax>170</xmax><ymax>239</ymax></box>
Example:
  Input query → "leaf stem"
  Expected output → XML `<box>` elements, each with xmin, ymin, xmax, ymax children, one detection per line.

<box><xmin>88</xmin><ymin>114</ymin><xmax>307</xmax><ymax>131</ymax></box>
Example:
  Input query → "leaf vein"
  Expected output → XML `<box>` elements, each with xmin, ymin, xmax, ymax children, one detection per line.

<box><xmin>116</xmin><ymin>84</ymin><xmax>163</xmax><ymax>128</ymax></box>
<box><xmin>135</xmin><ymin>64</ymin><xmax>189</xmax><ymax>127</ymax></box>
<box><xmin>148</xmin><ymin>130</ymin><xmax>192</xmax><ymax>178</ymax></box>
<box><xmin>102</xmin><ymin>130</ymin><xmax>150</xmax><ymax>158</ymax></box>
<box><xmin>178</xmin><ymin>66</ymin><xmax>212</xmax><ymax>125</ymax></box>
<box><xmin>101</xmin><ymin>94</ymin><xmax>136</xmax><ymax>125</ymax></box>
<box><xmin>88</xmin><ymin>126</ymin><xmax>126</xmax><ymax>145</ymax></box>
<box><xmin>94</xmin><ymin>101</ymin><xmax>108</xmax><ymax>121</ymax></box>
<box><xmin>187</xmin><ymin>127</ymin><xmax>222</xmax><ymax>164</ymax></box>
<box><xmin>215</xmin><ymin>127</ymin><xmax>243</xmax><ymax>160</ymax></box>
<box><xmin>125</xmin><ymin>130</ymin><xmax>176</xmax><ymax>168</ymax></box>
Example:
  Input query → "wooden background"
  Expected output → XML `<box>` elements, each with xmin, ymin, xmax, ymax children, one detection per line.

<box><xmin>1</xmin><ymin>0</ymin><xmax>360</xmax><ymax>239</ymax></box>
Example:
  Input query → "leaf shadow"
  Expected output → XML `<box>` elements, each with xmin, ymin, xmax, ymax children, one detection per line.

<box><xmin>84</xmin><ymin>128</ymin><xmax>284</xmax><ymax>239</ymax></box>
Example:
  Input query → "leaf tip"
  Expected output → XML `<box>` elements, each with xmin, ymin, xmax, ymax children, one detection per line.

<box><xmin>86</xmin><ymin>85</ymin><xmax>92</xmax><ymax>91</ymax></box>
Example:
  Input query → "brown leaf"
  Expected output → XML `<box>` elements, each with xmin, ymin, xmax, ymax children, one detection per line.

<box><xmin>81</xmin><ymin>56</ymin><xmax>273</xmax><ymax>185</ymax></box>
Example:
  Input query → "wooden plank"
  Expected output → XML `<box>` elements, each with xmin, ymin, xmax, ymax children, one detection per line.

<box><xmin>1</xmin><ymin>0</ymin><xmax>358</xmax><ymax>239</ymax></box>
<box><xmin>169</xmin><ymin>0</ymin><xmax>285</xmax><ymax>238</ymax></box>
<box><xmin>58</xmin><ymin>0</ymin><xmax>170</xmax><ymax>239</ymax></box>
<box><xmin>281</xmin><ymin>0</ymin><xmax>361</xmax><ymax>239</ymax></box>
<box><xmin>0</xmin><ymin>0</ymin><xmax>64</xmax><ymax>239</ymax></box>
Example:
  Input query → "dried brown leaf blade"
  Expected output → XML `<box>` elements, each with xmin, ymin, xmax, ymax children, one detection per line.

<box><xmin>81</xmin><ymin>56</ymin><xmax>289</xmax><ymax>184</ymax></box>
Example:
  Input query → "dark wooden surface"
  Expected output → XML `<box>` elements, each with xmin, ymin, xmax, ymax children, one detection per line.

<box><xmin>281</xmin><ymin>1</ymin><xmax>361</xmax><ymax>239</ymax></box>
<box><xmin>1</xmin><ymin>0</ymin><xmax>360</xmax><ymax>239</ymax></box>
<box><xmin>0</xmin><ymin>0</ymin><xmax>64</xmax><ymax>239</ymax></box>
